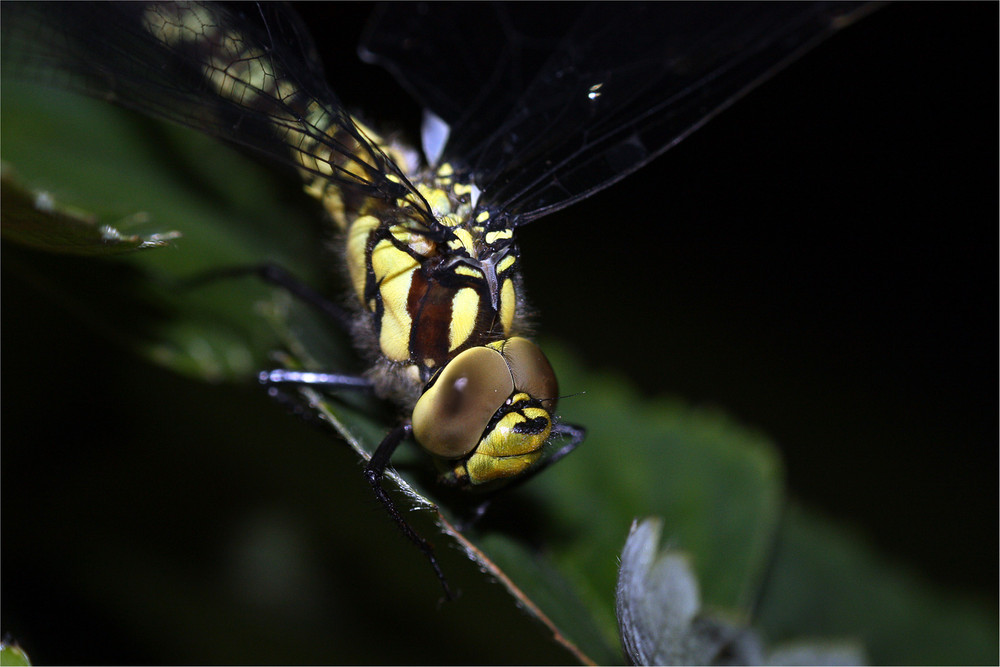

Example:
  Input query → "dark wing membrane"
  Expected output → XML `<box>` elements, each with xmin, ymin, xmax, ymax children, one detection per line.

<box><xmin>359</xmin><ymin>3</ymin><xmax>579</xmax><ymax>169</ymax></box>
<box><xmin>362</xmin><ymin>2</ymin><xmax>871</xmax><ymax>226</ymax></box>
<box><xmin>1</xmin><ymin>1</ymin><xmax>435</xmax><ymax>225</ymax></box>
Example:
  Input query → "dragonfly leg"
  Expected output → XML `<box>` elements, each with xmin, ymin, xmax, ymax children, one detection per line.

<box><xmin>365</xmin><ymin>423</ymin><xmax>456</xmax><ymax>601</ymax></box>
<box><xmin>536</xmin><ymin>422</ymin><xmax>587</xmax><ymax>472</ymax></box>
<box><xmin>259</xmin><ymin>368</ymin><xmax>373</xmax><ymax>391</ymax></box>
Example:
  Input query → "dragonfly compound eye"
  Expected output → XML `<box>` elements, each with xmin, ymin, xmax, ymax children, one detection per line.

<box><xmin>495</xmin><ymin>336</ymin><xmax>559</xmax><ymax>414</ymax></box>
<box><xmin>412</xmin><ymin>346</ymin><xmax>514</xmax><ymax>458</ymax></box>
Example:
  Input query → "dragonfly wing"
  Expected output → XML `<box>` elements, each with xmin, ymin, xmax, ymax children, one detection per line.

<box><xmin>361</xmin><ymin>2</ymin><xmax>872</xmax><ymax>226</ymax></box>
<box><xmin>2</xmin><ymin>2</ymin><xmax>435</xmax><ymax>222</ymax></box>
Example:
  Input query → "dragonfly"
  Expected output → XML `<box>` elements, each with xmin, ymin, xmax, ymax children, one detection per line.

<box><xmin>1</xmin><ymin>1</ymin><xmax>870</xmax><ymax>598</ymax></box>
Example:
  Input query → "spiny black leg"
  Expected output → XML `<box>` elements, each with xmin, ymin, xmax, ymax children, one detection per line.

<box><xmin>457</xmin><ymin>421</ymin><xmax>587</xmax><ymax>532</ymax></box>
<box><xmin>365</xmin><ymin>423</ymin><xmax>455</xmax><ymax>601</ymax></box>
<box><xmin>252</xmin><ymin>264</ymin><xmax>354</xmax><ymax>328</ymax></box>
<box><xmin>182</xmin><ymin>263</ymin><xmax>354</xmax><ymax>329</ymax></box>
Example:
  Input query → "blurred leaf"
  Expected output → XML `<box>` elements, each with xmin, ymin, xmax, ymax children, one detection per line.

<box><xmin>1</xmin><ymin>165</ymin><xmax>180</xmax><ymax>254</ymax></box>
<box><xmin>1</xmin><ymin>81</ymin><xmax>339</xmax><ymax>382</ymax></box>
<box><xmin>757</xmin><ymin>505</ymin><xmax>998</xmax><ymax>665</ymax></box>
<box><xmin>616</xmin><ymin>518</ymin><xmax>765</xmax><ymax>665</ymax></box>
<box><xmin>511</xmin><ymin>359</ymin><xmax>785</xmax><ymax>658</ymax></box>
<box><xmin>0</xmin><ymin>643</ymin><xmax>31</xmax><ymax>667</ymax></box>
<box><xmin>616</xmin><ymin>517</ymin><xmax>866</xmax><ymax>666</ymax></box>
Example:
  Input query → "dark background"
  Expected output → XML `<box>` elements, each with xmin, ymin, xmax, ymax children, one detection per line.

<box><xmin>3</xmin><ymin>2</ymin><xmax>997</xmax><ymax>663</ymax></box>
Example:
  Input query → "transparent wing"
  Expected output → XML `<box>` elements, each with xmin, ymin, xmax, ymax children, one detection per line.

<box><xmin>1</xmin><ymin>1</ymin><xmax>437</xmax><ymax>227</ymax></box>
<box><xmin>361</xmin><ymin>2</ymin><xmax>871</xmax><ymax>226</ymax></box>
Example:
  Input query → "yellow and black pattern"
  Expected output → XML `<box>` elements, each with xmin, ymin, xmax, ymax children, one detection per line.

<box><xmin>442</xmin><ymin>391</ymin><xmax>553</xmax><ymax>487</ymax></box>
<box><xmin>138</xmin><ymin>2</ymin><xmax>427</xmax><ymax>224</ymax></box>
<box><xmin>133</xmin><ymin>2</ymin><xmax>528</xmax><ymax>406</ymax></box>
<box><xmin>2</xmin><ymin>0</ymin><xmax>867</xmax><ymax>593</ymax></box>
<box><xmin>346</xmin><ymin>166</ymin><xmax>521</xmax><ymax>376</ymax></box>
<box><xmin>410</xmin><ymin>336</ymin><xmax>559</xmax><ymax>487</ymax></box>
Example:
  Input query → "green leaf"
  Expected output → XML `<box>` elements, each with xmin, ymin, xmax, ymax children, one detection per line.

<box><xmin>757</xmin><ymin>505</ymin><xmax>998</xmax><ymax>665</ymax></box>
<box><xmin>2</xmin><ymin>81</ymin><xmax>338</xmax><ymax>383</ymax></box>
<box><xmin>615</xmin><ymin>517</ymin><xmax>867</xmax><ymax>666</ymax></box>
<box><xmin>271</xmin><ymin>336</ymin><xmax>784</xmax><ymax>665</ymax></box>
<box><xmin>616</xmin><ymin>518</ymin><xmax>763</xmax><ymax>665</ymax></box>
<box><xmin>1</xmin><ymin>164</ymin><xmax>180</xmax><ymax>255</ymax></box>
<box><xmin>0</xmin><ymin>643</ymin><xmax>31</xmax><ymax>667</ymax></box>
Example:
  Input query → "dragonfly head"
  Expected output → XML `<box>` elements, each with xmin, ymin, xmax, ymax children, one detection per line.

<box><xmin>411</xmin><ymin>336</ymin><xmax>558</xmax><ymax>489</ymax></box>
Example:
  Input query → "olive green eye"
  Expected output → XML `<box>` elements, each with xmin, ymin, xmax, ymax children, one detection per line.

<box><xmin>498</xmin><ymin>337</ymin><xmax>559</xmax><ymax>413</ymax></box>
<box><xmin>412</xmin><ymin>346</ymin><xmax>513</xmax><ymax>458</ymax></box>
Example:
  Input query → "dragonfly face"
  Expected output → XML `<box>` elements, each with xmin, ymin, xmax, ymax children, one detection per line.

<box><xmin>1</xmin><ymin>0</ymin><xmax>871</xmax><ymax>596</ymax></box>
<box><xmin>414</xmin><ymin>336</ymin><xmax>560</xmax><ymax>488</ymax></box>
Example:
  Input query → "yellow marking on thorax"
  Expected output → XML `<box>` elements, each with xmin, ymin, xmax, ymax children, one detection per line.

<box><xmin>449</xmin><ymin>288</ymin><xmax>480</xmax><ymax>352</ymax></box>
<box><xmin>500</xmin><ymin>278</ymin><xmax>516</xmax><ymax>334</ymax></box>
<box><xmin>146</xmin><ymin>7</ymin><xmax>522</xmax><ymax>376</ymax></box>
<box><xmin>451</xmin><ymin>265</ymin><xmax>482</xmax><ymax>281</ymax></box>
<box><xmin>389</xmin><ymin>223</ymin><xmax>436</xmax><ymax>257</ymax></box>
<box><xmin>424</xmin><ymin>189</ymin><xmax>451</xmax><ymax>218</ymax></box>
<box><xmin>447</xmin><ymin>228</ymin><xmax>477</xmax><ymax>255</ymax></box>
<box><xmin>486</xmin><ymin>228</ymin><xmax>513</xmax><ymax>245</ymax></box>
<box><xmin>496</xmin><ymin>254</ymin><xmax>517</xmax><ymax>274</ymax></box>
<box><xmin>370</xmin><ymin>237</ymin><xmax>417</xmax><ymax>362</ymax></box>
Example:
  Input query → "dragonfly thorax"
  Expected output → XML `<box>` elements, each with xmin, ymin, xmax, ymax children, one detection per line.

<box><xmin>332</xmin><ymin>150</ymin><xmax>523</xmax><ymax>381</ymax></box>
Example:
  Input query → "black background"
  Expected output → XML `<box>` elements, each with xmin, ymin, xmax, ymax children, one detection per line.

<box><xmin>3</xmin><ymin>2</ymin><xmax>997</xmax><ymax>663</ymax></box>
